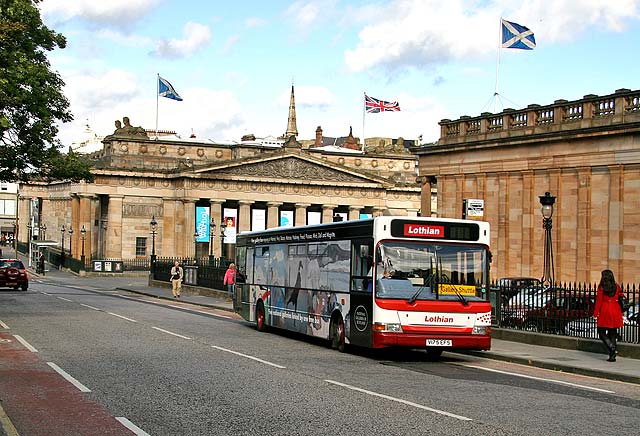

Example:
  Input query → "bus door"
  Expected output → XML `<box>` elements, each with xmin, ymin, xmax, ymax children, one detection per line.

<box><xmin>349</xmin><ymin>239</ymin><xmax>374</xmax><ymax>347</ymax></box>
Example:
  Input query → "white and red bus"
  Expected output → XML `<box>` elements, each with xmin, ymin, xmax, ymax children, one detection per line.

<box><xmin>233</xmin><ymin>216</ymin><xmax>492</xmax><ymax>357</ymax></box>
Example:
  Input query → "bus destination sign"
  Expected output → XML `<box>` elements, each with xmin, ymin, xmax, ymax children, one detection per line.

<box><xmin>403</xmin><ymin>224</ymin><xmax>444</xmax><ymax>238</ymax></box>
<box><xmin>391</xmin><ymin>219</ymin><xmax>480</xmax><ymax>242</ymax></box>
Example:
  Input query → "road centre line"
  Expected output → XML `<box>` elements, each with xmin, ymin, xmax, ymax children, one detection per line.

<box><xmin>107</xmin><ymin>312</ymin><xmax>138</xmax><ymax>323</ymax></box>
<box><xmin>212</xmin><ymin>345</ymin><xmax>286</xmax><ymax>369</ymax></box>
<box><xmin>117</xmin><ymin>293</ymin><xmax>233</xmax><ymax>319</ymax></box>
<box><xmin>325</xmin><ymin>379</ymin><xmax>473</xmax><ymax>421</ymax></box>
<box><xmin>116</xmin><ymin>417</ymin><xmax>151</xmax><ymax>436</ymax></box>
<box><xmin>14</xmin><ymin>335</ymin><xmax>38</xmax><ymax>352</ymax></box>
<box><xmin>0</xmin><ymin>319</ymin><xmax>9</xmax><ymax>329</ymax></box>
<box><xmin>460</xmin><ymin>364</ymin><xmax>615</xmax><ymax>394</ymax></box>
<box><xmin>47</xmin><ymin>362</ymin><xmax>91</xmax><ymax>392</ymax></box>
<box><xmin>81</xmin><ymin>303</ymin><xmax>102</xmax><ymax>311</ymax></box>
<box><xmin>56</xmin><ymin>296</ymin><xmax>73</xmax><ymax>302</ymax></box>
<box><xmin>152</xmin><ymin>326</ymin><xmax>192</xmax><ymax>340</ymax></box>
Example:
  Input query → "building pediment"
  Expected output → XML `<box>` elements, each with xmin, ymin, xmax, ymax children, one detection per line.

<box><xmin>192</xmin><ymin>153</ymin><xmax>388</xmax><ymax>186</ymax></box>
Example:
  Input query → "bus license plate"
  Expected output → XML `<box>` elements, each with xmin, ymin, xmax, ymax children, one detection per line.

<box><xmin>426</xmin><ymin>339</ymin><xmax>452</xmax><ymax>347</ymax></box>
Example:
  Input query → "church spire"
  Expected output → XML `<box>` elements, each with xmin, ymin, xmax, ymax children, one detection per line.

<box><xmin>285</xmin><ymin>84</ymin><xmax>298</xmax><ymax>138</ymax></box>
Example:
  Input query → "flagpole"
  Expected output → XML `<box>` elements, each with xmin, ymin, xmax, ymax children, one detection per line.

<box><xmin>362</xmin><ymin>92</ymin><xmax>366</xmax><ymax>153</ymax></box>
<box><xmin>494</xmin><ymin>18</ymin><xmax>502</xmax><ymax>113</ymax></box>
<box><xmin>155</xmin><ymin>73</ymin><xmax>159</xmax><ymax>139</ymax></box>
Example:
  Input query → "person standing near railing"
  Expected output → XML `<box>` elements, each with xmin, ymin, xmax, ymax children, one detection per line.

<box><xmin>593</xmin><ymin>269</ymin><xmax>624</xmax><ymax>362</ymax></box>
<box><xmin>223</xmin><ymin>263</ymin><xmax>236</xmax><ymax>302</ymax></box>
<box><xmin>170</xmin><ymin>261</ymin><xmax>183</xmax><ymax>299</ymax></box>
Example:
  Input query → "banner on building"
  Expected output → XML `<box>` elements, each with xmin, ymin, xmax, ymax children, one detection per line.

<box><xmin>280</xmin><ymin>210</ymin><xmax>294</xmax><ymax>227</ymax></box>
<box><xmin>195</xmin><ymin>206</ymin><xmax>210</xmax><ymax>242</ymax></box>
<box><xmin>223</xmin><ymin>208</ymin><xmax>238</xmax><ymax>243</ymax></box>
<box><xmin>307</xmin><ymin>211</ymin><xmax>321</xmax><ymax>225</ymax></box>
<box><xmin>252</xmin><ymin>209</ymin><xmax>266</xmax><ymax>231</ymax></box>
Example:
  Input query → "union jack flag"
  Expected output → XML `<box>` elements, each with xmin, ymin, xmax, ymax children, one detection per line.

<box><xmin>365</xmin><ymin>94</ymin><xmax>401</xmax><ymax>113</ymax></box>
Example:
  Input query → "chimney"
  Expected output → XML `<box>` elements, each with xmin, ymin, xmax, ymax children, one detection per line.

<box><xmin>314</xmin><ymin>126</ymin><xmax>323</xmax><ymax>147</ymax></box>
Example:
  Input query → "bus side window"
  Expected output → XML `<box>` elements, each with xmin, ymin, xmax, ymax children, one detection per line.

<box><xmin>351</xmin><ymin>240</ymin><xmax>373</xmax><ymax>292</ymax></box>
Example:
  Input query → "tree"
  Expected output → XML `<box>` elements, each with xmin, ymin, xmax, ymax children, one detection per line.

<box><xmin>0</xmin><ymin>0</ymin><xmax>93</xmax><ymax>182</ymax></box>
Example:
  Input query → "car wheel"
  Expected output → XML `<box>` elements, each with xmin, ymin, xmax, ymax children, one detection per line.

<box><xmin>330</xmin><ymin>316</ymin><xmax>346</xmax><ymax>352</ymax></box>
<box><xmin>524</xmin><ymin>320</ymin><xmax>541</xmax><ymax>332</ymax></box>
<box><xmin>255</xmin><ymin>301</ymin><xmax>266</xmax><ymax>332</ymax></box>
<box><xmin>21</xmin><ymin>282</ymin><xmax>28</xmax><ymax>292</ymax></box>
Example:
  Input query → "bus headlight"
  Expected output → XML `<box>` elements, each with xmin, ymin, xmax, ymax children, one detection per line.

<box><xmin>472</xmin><ymin>326</ymin><xmax>491</xmax><ymax>335</ymax></box>
<box><xmin>373</xmin><ymin>322</ymin><xmax>402</xmax><ymax>333</ymax></box>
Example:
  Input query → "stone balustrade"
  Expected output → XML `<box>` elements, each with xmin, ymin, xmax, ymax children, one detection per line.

<box><xmin>438</xmin><ymin>88</ymin><xmax>640</xmax><ymax>145</ymax></box>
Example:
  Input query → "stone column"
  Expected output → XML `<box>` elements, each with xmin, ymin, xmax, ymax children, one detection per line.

<box><xmin>161</xmin><ymin>198</ymin><xmax>177</xmax><ymax>257</ymax></box>
<box><xmin>78</xmin><ymin>194</ymin><xmax>97</xmax><ymax>260</ymax></box>
<box><xmin>372</xmin><ymin>206</ymin><xmax>386</xmax><ymax>217</ymax></box>
<box><xmin>106</xmin><ymin>195</ymin><xmax>124</xmax><ymax>259</ymax></box>
<box><xmin>295</xmin><ymin>203</ymin><xmax>310</xmax><ymax>227</ymax></box>
<box><xmin>267</xmin><ymin>202</ymin><xmax>283</xmax><ymax>229</ymax></box>
<box><xmin>348</xmin><ymin>206</ymin><xmax>361</xmax><ymax>221</ymax></box>
<box><xmin>238</xmin><ymin>200</ymin><xmax>253</xmax><ymax>233</ymax></box>
<box><xmin>322</xmin><ymin>204</ymin><xmax>337</xmax><ymax>223</ymax></box>
<box><xmin>183</xmin><ymin>199</ymin><xmax>197</xmax><ymax>258</ymax></box>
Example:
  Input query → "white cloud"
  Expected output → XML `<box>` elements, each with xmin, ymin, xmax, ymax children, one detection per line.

<box><xmin>344</xmin><ymin>0</ymin><xmax>640</xmax><ymax>74</ymax></box>
<box><xmin>221</xmin><ymin>35</ymin><xmax>241</xmax><ymax>54</ymax></box>
<box><xmin>153</xmin><ymin>22</ymin><xmax>212</xmax><ymax>58</ymax></box>
<box><xmin>40</xmin><ymin>0</ymin><xmax>159</xmax><ymax>27</ymax></box>
<box><xmin>245</xmin><ymin>17</ymin><xmax>267</xmax><ymax>28</ymax></box>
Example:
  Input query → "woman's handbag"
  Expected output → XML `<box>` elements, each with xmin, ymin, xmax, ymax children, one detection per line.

<box><xmin>618</xmin><ymin>294</ymin><xmax>630</xmax><ymax>312</ymax></box>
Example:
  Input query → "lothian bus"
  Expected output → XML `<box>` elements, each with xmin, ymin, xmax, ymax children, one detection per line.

<box><xmin>233</xmin><ymin>216</ymin><xmax>492</xmax><ymax>357</ymax></box>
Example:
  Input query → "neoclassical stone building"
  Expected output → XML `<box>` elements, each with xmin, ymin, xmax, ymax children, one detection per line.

<box><xmin>18</xmin><ymin>89</ymin><xmax>421</xmax><ymax>262</ymax></box>
<box><xmin>414</xmin><ymin>88</ymin><xmax>640</xmax><ymax>284</ymax></box>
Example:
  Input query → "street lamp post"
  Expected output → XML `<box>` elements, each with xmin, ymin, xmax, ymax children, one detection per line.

<box><xmin>80</xmin><ymin>225</ymin><xmax>86</xmax><ymax>268</ymax></box>
<box><xmin>60</xmin><ymin>224</ymin><xmax>66</xmax><ymax>267</ymax></box>
<box><xmin>68</xmin><ymin>227</ymin><xmax>73</xmax><ymax>258</ymax></box>
<box><xmin>40</xmin><ymin>223</ymin><xmax>47</xmax><ymax>240</ymax></box>
<box><xmin>209</xmin><ymin>218</ymin><xmax>216</xmax><ymax>264</ymax></box>
<box><xmin>102</xmin><ymin>222</ymin><xmax>107</xmax><ymax>258</ymax></box>
<box><xmin>539</xmin><ymin>192</ymin><xmax>556</xmax><ymax>287</ymax></box>
<box><xmin>150</xmin><ymin>215</ymin><xmax>157</xmax><ymax>275</ymax></box>
<box><xmin>220</xmin><ymin>220</ymin><xmax>227</xmax><ymax>261</ymax></box>
<box><xmin>27</xmin><ymin>223</ymin><xmax>32</xmax><ymax>267</ymax></box>
<box><xmin>193</xmin><ymin>232</ymin><xmax>199</xmax><ymax>260</ymax></box>
<box><xmin>12</xmin><ymin>222</ymin><xmax>17</xmax><ymax>259</ymax></box>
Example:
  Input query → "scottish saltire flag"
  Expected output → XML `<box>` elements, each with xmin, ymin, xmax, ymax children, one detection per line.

<box><xmin>365</xmin><ymin>94</ymin><xmax>401</xmax><ymax>113</ymax></box>
<box><xmin>501</xmin><ymin>18</ymin><xmax>536</xmax><ymax>50</ymax></box>
<box><xmin>158</xmin><ymin>76</ymin><xmax>183</xmax><ymax>101</ymax></box>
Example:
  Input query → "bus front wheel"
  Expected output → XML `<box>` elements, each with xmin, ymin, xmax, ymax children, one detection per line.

<box><xmin>330</xmin><ymin>316</ymin><xmax>346</xmax><ymax>353</ymax></box>
<box><xmin>256</xmin><ymin>301</ymin><xmax>266</xmax><ymax>332</ymax></box>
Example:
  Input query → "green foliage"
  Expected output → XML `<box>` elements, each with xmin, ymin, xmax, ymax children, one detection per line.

<box><xmin>0</xmin><ymin>0</ymin><xmax>93</xmax><ymax>182</ymax></box>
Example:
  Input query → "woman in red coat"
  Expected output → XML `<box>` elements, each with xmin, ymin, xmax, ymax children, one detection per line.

<box><xmin>593</xmin><ymin>269</ymin><xmax>624</xmax><ymax>362</ymax></box>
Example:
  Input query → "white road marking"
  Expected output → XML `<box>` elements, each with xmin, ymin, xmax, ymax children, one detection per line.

<box><xmin>325</xmin><ymin>379</ymin><xmax>473</xmax><ymax>421</ymax></box>
<box><xmin>152</xmin><ymin>326</ymin><xmax>192</xmax><ymax>340</ymax></box>
<box><xmin>57</xmin><ymin>296</ymin><xmax>73</xmax><ymax>302</ymax></box>
<box><xmin>107</xmin><ymin>312</ymin><xmax>138</xmax><ymax>323</ymax></box>
<box><xmin>460</xmin><ymin>364</ymin><xmax>615</xmax><ymax>394</ymax></box>
<box><xmin>116</xmin><ymin>417</ymin><xmax>151</xmax><ymax>436</ymax></box>
<box><xmin>13</xmin><ymin>335</ymin><xmax>38</xmax><ymax>352</ymax></box>
<box><xmin>46</xmin><ymin>362</ymin><xmax>91</xmax><ymax>392</ymax></box>
<box><xmin>81</xmin><ymin>303</ymin><xmax>101</xmax><ymax>311</ymax></box>
<box><xmin>212</xmin><ymin>345</ymin><xmax>286</xmax><ymax>369</ymax></box>
<box><xmin>0</xmin><ymin>319</ymin><xmax>9</xmax><ymax>329</ymax></box>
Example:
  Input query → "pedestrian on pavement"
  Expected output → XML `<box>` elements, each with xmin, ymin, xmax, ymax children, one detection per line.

<box><xmin>223</xmin><ymin>262</ymin><xmax>236</xmax><ymax>302</ymax></box>
<box><xmin>170</xmin><ymin>261</ymin><xmax>183</xmax><ymax>298</ymax></box>
<box><xmin>593</xmin><ymin>269</ymin><xmax>624</xmax><ymax>362</ymax></box>
<box><xmin>38</xmin><ymin>253</ymin><xmax>45</xmax><ymax>276</ymax></box>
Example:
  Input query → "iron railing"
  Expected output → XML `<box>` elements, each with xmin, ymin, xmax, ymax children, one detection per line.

<box><xmin>492</xmin><ymin>281</ymin><xmax>639</xmax><ymax>344</ymax></box>
<box><xmin>152</xmin><ymin>256</ymin><xmax>231</xmax><ymax>290</ymax></box>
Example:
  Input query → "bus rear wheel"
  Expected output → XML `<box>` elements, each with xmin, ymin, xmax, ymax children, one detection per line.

<box><xmin>330</xmin><ymin>316</ymin><xmax>346</xmax><ymax>353</ymax></box>
<box><xmin>256</xmin><ymin>301</ymin><xmax>266</xmax><ymax>332</ymax></box>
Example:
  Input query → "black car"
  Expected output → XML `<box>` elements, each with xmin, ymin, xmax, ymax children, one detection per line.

<box><xmin>0</xmin><ymin>259</ymin><xmax>29</xmax><ymax>291</ymax></box>
<box><xmin>494</xmin><ymin>277</ymin><xmax>542</xmax><ymax>303</ymax></box>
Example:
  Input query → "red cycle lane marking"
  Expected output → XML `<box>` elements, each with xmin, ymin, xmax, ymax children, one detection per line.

<box><xmin>0</xmin><ymin>332</ymin><xmax>133</xmax><ymax>436</ymax></box>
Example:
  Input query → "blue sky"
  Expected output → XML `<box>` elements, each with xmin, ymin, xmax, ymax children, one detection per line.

<box><xmin>39</xmin><ymin>0</ymin><xmax>640</xmax><ymax>147</ymax></box>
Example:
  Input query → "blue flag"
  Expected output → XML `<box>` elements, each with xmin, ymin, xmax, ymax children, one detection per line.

<box><xmin>158</xmin><ymin>76</ymin><xmax>183</xmax><ymax>101</ymax></box>
<box><xmin>501</xmin><ymin>18</ymin><xmax>536</xmax><ymax>50</ymax></box>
